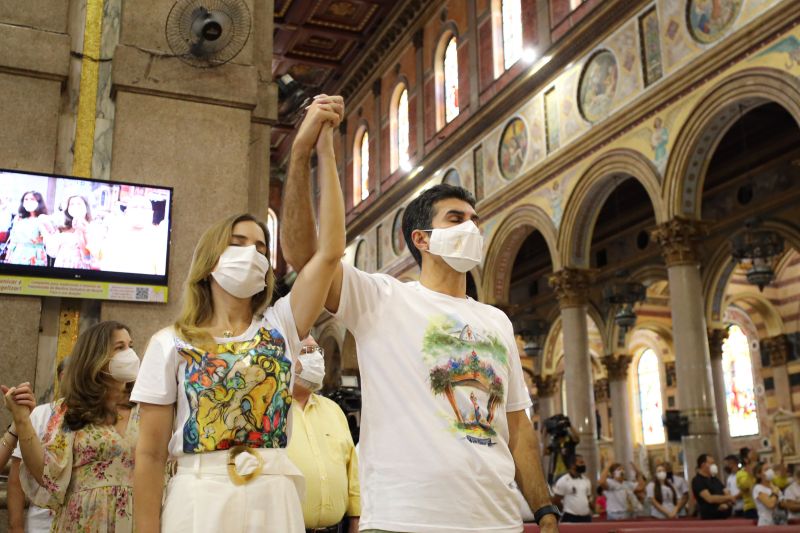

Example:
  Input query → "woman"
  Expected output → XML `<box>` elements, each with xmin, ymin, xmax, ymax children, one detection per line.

<box><xmin>47</xmin><ymin>195</ymin><xmax>97</xmax><ymax>269</ymax></box>
<box><xmin>4</xmin><ymin>191</ymin><xmax>53</xmax><ymax>266</ymax></box>
<box><xmin>133</xmin><ymin>103</ymin><xmax>344</xmax><ymax>533</ymax></box>
<box><xmin>599</xmin><ymin>462</ymin><xmax>646</xmax><ymax>520</ymax></box>
<box><xmin>646</xmin><ymin>463</ymin><xmax>678</xmax><ymax>519</ymax></box>
<box><xmin>3</xmin><ymin>321</ymin><xmax>140</xmax><ymax>532</ymax></box>
<box><xmin>752</xmin><ymin>462</ymin><xmax>785</xmax><ymax>526</ymax></box>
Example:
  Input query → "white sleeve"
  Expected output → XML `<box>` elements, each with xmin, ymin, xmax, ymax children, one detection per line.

<box><xmin>502</xmin><ymin>314</ymin><xmax>533</xmax><ymax>412</ymax></box>
<box><xmin>12</xmin><ymin>403</ymin><xmax>53</xmax><ymax>459</ymax></box>
<box><xmin>606</xmin><ymin>479</ymin><xmax>624</xmax><ymax>492</ymax></box>
<box><xmin>264</xmin><ymin>294</ymin><xmax>302</xmax><ymax>362</ymax></box>
<box><xmin>553</xmin><ymin>475</ymin><xmax>568</xmax><ymax>496</ymax></box>
<box><xmin>646</xmin><ymin>482</ymin><xmax>655</xmax><ymax>500</ymax></box>
<box><xmin>130</xmin><ymin>328</ymin><xmax>178</xmax><ymax>405</ymax></box>
<box><xmin>333</xmin><ymin>262</ymin><xmax>393</xmax><ymax>333</ymax></box>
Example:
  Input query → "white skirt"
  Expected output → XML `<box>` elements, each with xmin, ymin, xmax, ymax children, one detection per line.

<box><xmin>162</xmin><ymin>449</ymin><xmax>306</xmax><ymax>533</ymax></box>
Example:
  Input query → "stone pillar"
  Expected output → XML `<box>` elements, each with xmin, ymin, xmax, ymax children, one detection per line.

<box><xmin>535</xmin><ymin>373</ymin><xmax>561</xmax><ymax>422</ymax></box>
<box><xmin>603</xmin><ymin>354</ymin><xmax>634</xmax><ymax>476</ymax></box>
<box><xmin>763</xmin><ymin>334</ymin><xmax>791</xmax><ymax>411</ymax></box>
<box><xmin>550</xmin><ymin>269</ymin><xmax>599</xmax><ymax>480</ymax></box>
<box><xmin>652</xmin><ymin>218</ymin><xmax>721</xmax><ymax>477</ymax></box>
<box><xmin>708</xmin><ymin>328</ymin><xmax>733</xmax><ymax>455</ymax></box>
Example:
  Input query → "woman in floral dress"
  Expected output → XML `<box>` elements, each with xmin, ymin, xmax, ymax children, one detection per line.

<box><xmin>4</xmin><ymin>321</ymin><xmax>141</xmax><ymax>532</ymax></box>
<box><xmin>47</xmin><ymin>195</ymin><xmax>98</xmax><ymax>269</ymax></box>
<box><xmin>4</xmin><ymin>191</ymin><xmax>53</xmax><ymax>266</ymax></box>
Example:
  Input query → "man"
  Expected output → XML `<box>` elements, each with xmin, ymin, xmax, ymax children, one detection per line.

<box><xmin>723</xmin><ymin>454</ymin><xmax>743</xmax><ymax>516</ymax></box>
<box><xmin>663</xmin><ymin>462</ymin><xmax>689</xmax><ymax>516</ymax></box>
<box><xmin>287</xmin><ymin>337</ymin><xmax>360</xmax><ymax>533</ymax></box>
<box><xmin>7</xmin><ymin>359</ymin><xmax>67</xmax><ymax>533</ymax></box>
<box><xmin>282</xmin><ymin>134</ymin><xmax>559</xmax><ymax>532</ymax></box>
<box><xmin>736</xmin><ymin>446</ymin><xmax>758</xmax><ymax>519</ymax></box>
<box><xmin>552</xmin><ymin>455</ymin><xmax>592</xmax><ymax>522</ymax></box>
<box><xmin>691</xmin><ymin>454</ymin><xmax>736</xmax><ymax>520</ymax></box>
<box><xmin>782</xmin><ymin>466</ymin><xmax>800</xmax><ymax>520</ymax></box>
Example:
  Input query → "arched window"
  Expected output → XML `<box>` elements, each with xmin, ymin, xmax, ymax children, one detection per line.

<box><xmin>390</xmin><ymin>85</ymin><xmax>410</xmax><ymax>172</ymax></box>
<box><xmin>443</xmin><ymin>36</ymin><xmax>459</xmax><ymax>123</ymax></box>
<box><xmin>266</xmin><ymin>208</ymin><xmax>278</xmax><ymax>267</ymax></box>
<box><xmin>637</xmin><ymin>349</ymin><xmax>665</xmax><ymax>445</ymax></box>
<box><xmin>722</xmin><ymin>325</ymin><xmax>759</xmax><ymax>437</ymax></box>
<box><xmin>501</xmin><ymin>0</ymin><xmax>523</xmax><ymax>69</ymax></box>
<box><xmin>353</xmin><ymin>128</ymin><xmax>370</xmax><ymax>205</ymax></box>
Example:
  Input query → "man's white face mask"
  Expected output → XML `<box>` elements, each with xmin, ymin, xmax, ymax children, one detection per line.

<box><xmin>297</xmin><ymin>346</ymin><xmax>325</xmax><ymax>392</ymax></box>
<box><xmin>426</xmin><ymin>220</ymin><xmax>484</xmax><ymax>273</ymax></box>
<box><xmin>211</xmin><ymin>245</ymin><xmax>270</xmax><ymax>299</ymax></box>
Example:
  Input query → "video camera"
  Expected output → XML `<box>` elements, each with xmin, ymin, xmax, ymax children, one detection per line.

<box><xmin>543</xmin><ymin>414</ymin><xmax>572</xmax><ymax>439</ymax></box>
<box><xmin>325</xmin><ymin>386</ymin><xmax>362</xmax><ymax>444</ymax></box>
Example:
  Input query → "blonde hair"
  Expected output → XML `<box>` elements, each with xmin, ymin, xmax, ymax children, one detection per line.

<box><xmin>174</xmin><ymin>214</ymin><xmax>275</xmax><ymax>351</ymax></box>
<box><xmin>60</xmin><ymin>320</ymin><xmax>130</xmax><ymax>431</ymax></box>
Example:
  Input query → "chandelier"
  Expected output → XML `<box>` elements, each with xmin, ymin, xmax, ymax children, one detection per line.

<box><xmin>602</xmin><ymin>274</ymin><xmax>646</xmax><ymax>330</ymax></box>
<box><xmin>514</xmin><ymin>318</ymin><xmax>549</xmax><ymax>358</ymax></box>
<box><xmin>730</xmin><ymin>218</ymin><xmax>784</xmax><ymax>291</ymax></box>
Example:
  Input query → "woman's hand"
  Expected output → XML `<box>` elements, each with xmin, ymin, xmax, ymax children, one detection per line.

<box><xmin>1</xmin><ymin>383</ymin><xmax>35</xmax><ymax>422</ymax></box>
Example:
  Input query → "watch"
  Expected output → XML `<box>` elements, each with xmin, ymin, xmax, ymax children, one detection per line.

<box><xmin>533</xmin><ymin>504</ymin><xmax>561</xmax><ymax>525</ymax></box>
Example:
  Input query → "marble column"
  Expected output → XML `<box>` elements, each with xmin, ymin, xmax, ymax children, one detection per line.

<box><xmin>535</xmin><ymin>373</ymin><xmax>561</xmax><ymax>422</ymax></box>
<box><xmin>763</xmin><ymin>335</ymin><xmax>792</xmax><ymax>411</ymax></box>
<box><xmin>708</xmin><ymin>328</ymin><xmax>733</xmax><ymax>455</ymax></box>
<box><xmin>550</xmin><ymin>269</ymin><xmax>599</xmax><ymax>481</ymax></box>
<box><xmin>603</xmin><ymin>354</ymin><xmax>634</xmax><ymax>476</ymax></box>
<box><xmin>652</xmin><ymin>218</ymin><xmax>721</xmax><ymax>477</ymax></box>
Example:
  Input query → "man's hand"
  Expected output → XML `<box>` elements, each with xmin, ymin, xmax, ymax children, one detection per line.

<box><xmin>538</xmin><ymin>514</ymin><xmax>559</xmax><ymax>532</ymax></box>
<box><xmin>293</xmin><ymin>95</ymin><xmax>344</xmax><ymax>155</ymax></box>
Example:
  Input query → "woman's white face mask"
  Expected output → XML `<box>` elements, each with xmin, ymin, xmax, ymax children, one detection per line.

<box><xmin>426</xmin><ymin>220</ymin><xmax>484</xmax><ymax>273</ymax></box>
<box><xmin>106</xmin><ymin>348</ymin><xmax>140</xmax><ymax>383</ymax></box>
<box><xmin>211</xmin><ymin>245</ymin><xmax>270</xmax><ymax>299</ymax></box>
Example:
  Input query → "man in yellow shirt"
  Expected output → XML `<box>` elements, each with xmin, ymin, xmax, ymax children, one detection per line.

<box><xmin>736</xmin><ymin>447</ymin><xmax>758</xmax><ymax>520</ymax></box>
<box><xmin>288</xmin><ymin>337</ymin><xmax>360</xmax><ymax>533</ymax></box>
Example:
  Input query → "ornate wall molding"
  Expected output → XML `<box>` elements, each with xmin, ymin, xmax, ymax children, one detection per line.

<box><xmin>651</xmin><ymin>217</ymin><xmax>708</xmax><ymax>267</ymax></box>
<box><xmin>549</xmin><ymin>268</ymin><xmax>592</xmax><ymax>308</ymax></box>
<box><xmin>762</xmin><ymin>334</ymin><xmax>790</xmax><ymax>367</ymax></box>
<box><xmin>707</xmin><ymin>328</ymin><xmax>729</xmax><ymax>361</ymax></box>
<box><xmin>602</xmin><ymin>353</ymin><xmax>632</xmax><ymax>381</ymax></box>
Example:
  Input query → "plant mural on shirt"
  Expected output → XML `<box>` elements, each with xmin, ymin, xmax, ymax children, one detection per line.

<box><xmin>425</xmin><ymin>315</ymin><xmax>508</xmax><ymax>444</ymax></box>
<box><xmin>176</xmin><ymin>327</ymin><xmax>293</xmax><ymax>453</ymax></box>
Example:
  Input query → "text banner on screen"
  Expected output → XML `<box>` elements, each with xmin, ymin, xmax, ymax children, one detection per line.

<box><xmin>0</xmin><ymin>275</ymin><xmax>168</xmax><ymax>303</ymax></box>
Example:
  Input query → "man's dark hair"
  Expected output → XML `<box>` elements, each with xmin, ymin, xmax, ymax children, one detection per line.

<box><xmin>697</xmin><ymin>453</ymin><xmax>710</xmax><ymax>469</ymax></box>
<box><xmin>724</xmin><ymin>454</ymin><xmax>739</xmax><ymax>463</ymax></box>
<box><xmin>401</xmin><ymin>184</ymin><xmax>476</xmax><ymax>267</ymax></box>
<box><xmin>566</xmin><ymin>454</ymin><xmax>583</xmax><ymax>469</ymax></box>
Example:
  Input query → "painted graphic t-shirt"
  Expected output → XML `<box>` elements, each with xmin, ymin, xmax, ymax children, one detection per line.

<box><xmin>131</xmin><ymin>295</ymin><xmax>300</xmax><ymax>457</ymax></box>
<box><xmin>334</xmin><ymin>264</ymin><xmax>532</xmax><ymax>533</ymax></box>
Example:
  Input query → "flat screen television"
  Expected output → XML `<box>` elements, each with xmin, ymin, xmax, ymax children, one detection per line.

<box><xmin>0</xmin><ymin>169</ymin><xmax>173</xmax><ymax>302</ymax></box>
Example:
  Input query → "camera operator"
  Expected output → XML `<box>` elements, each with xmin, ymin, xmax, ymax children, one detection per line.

<box><xmin>543</xmin><ymin>414</ymin><xmax>580</xmax><ymax>483</ymax></box>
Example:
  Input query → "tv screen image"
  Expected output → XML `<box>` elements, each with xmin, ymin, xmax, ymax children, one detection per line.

<box><xmin>0</xmin><ymin>169</ymin><xmax>173</xmax><ymax>302</ymax></box>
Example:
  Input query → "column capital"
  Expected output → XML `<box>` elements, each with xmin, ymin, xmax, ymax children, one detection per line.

<box><xmin>762</xmin><ymin>334</ymin><xmax>790</xmax><ymax>367</ymax></box>
<box><xmin>707</xmin><ymin>328</ymin><xmax>729</xmax><ymax>361</ymax></box>
<box><xmin>594</xmin><ymin>378</ymin><xmax>610</xmax><ymax>402</ymax></box>
<box><xmin>372</xmin><ymin>79</ymin><xmax>382</xmax><ymax>97</ymax></box>
<box><xmin>549</xmin><ymin>268</ymin><xmax>592</xmax><ymax>308</ymax></box>
<box><xmin>535</xmin><ymin>374</ymin><xmax>560</xmax><ymax>398</ymax></box>
<box><xmin>602</xmin><ymin>354</ymin><xmax>632</xmax><ymax>381</ymax></box>
<box><xmin>651</xmin><ymin>217</ymin><xmax>708</xmax><ymax>267</ymax></box>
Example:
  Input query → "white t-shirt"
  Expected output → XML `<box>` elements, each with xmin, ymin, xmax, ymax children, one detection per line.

<box><xmin>784</xmin><ymin>481</ymin><xmax>800</xmax><ymax>520</ymax></box>
<box><xmin>752</xmin><ymin>484</ymin><xmax>776</xmax><ymax>526</ymax></box>
<box><xmin>646</xmin><ymin>481</ymin><xmax>676</xmax><ymax>519</ymax></box>
<box><xmin>605</xmin><ymin>478</ymin><xmax>636</xmax><ymax>514</ymax></box>
<box><xmin>553</xmin><ymin>474</ymin><xmax>592</xmax><ymax>516</ymax></box>
<box><xmin>727</xmin><ymin>472</ymin><xmax>743</xmax><ymax>511</ymax></box>
<box><xmin>12</xmin><ymin>403</ymin><xmax>56</xmax><ymax>533</ymax></box>
<box><xmin>333</xmin><ymin>264</ymin><xmax>532</xmax><ymax>533</ymax></box>
<box><xmin>131</xmin><ymin>296</ymin><xmax>301</xmax><ymax>458</ymax></box>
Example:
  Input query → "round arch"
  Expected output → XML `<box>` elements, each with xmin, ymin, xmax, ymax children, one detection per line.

<box><xmin>725</xmin><ymin>293</ymin><xmax>784</xmax><ymax>338</ymax></box>
<box><xmin>664</xmin><ymin>67</ymin><xmax>800</xmax><ymax>219</ymax></box>
<box><xmin>558</xmin><ymin>148</ymin><xmax>666</xmax><ymax>268</ymax></box>
<box><xmin>389</xmin><ymin>78</ymin><xmax>411</xmax><ymax>173</ymax></box>
<box><xmin>433</xmin><ymin>22</ymin><xmax>461</xmax><ymax>130</ymax></box>
<box><xmin>703</xmin><ymin>218</ymin><xmax>800</xmax><ymax>326</ymax></box>
<box><xmin>481</xmin><ymin>204</ymin><xmax>559</xmax><ymax>305</ymax></box>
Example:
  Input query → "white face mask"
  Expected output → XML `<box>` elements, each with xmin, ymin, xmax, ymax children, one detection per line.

<box><xmin>427</xmin><ymin>220</ymin><xmax>484</xmax><ymax>273</ymax></box>
<box><xmin>764</xmin><ymin>468</ymin><xmax>775</xmax><ymax>482</ymax></box>
<box><xmin>614</xmin><ymin>469</ymin><xmax>624</xmax><ymax>479</ymax></box>
<box><xmin>211</xmin><ymin>245</ymin><xmax>270</xmax><ymax>299</ymax></box>
<box><xmin>656</xmin><ymin>471</ymin><xmax>667</xmax><ymax>481</ymax></box>
<box><xmin>297</xmin><ymin>348</ymin><xmax>325</xmax><ymax>392</ymax></box>
<box><xmin>709</xmin><ymin>464</ymin><xmax>719</xmax><ymax>476</ymax></box>
<box><xmin>107</xmin><ymin>348</ymin><xmax>140</xmax><ymax>383</ymax></box>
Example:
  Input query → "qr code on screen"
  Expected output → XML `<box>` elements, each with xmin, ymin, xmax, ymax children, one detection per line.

<box><xmin>135</xmin><ymin>287</ymin><xmax>150</xmax><ymax>300</ymax></box>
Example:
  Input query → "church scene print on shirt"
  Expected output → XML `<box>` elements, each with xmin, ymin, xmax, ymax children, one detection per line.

<box><xmin>176</xmin><ymin>327</ymin><xmax>293</xmax><ymax>453</ymax></box>
<box><xmin>425</xmin><ymin>316</ymin><xmax>509</xmax><ymax>446</ymax></box>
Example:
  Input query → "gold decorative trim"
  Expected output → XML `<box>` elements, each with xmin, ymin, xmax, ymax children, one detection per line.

<box><xmin>549</xmin><ymin>268</ymin><xmax>592</xmax><ymax>308</ymax></box>
<box><xmin>55</xmin><ymin>301</ymin><xmax>81</xmax><ymax>397</ymax></box>
<box><xmin>651</xmin><ymin>217</ymin><xmax>708</xmax><ymax>267</ymax></box>
<box><xmin>602</xmin><ymin>353</ymin><xmax>632</xmax><ymax>381</ymax></box>
<box><xmin>72</xmin><ymin>0</ymin><xmax>105</xmax><ymax>178</ymax></box>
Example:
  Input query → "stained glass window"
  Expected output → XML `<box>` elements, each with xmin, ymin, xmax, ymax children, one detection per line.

<box><xmin>444</xmin><ymin>36</ymin><xmax>459</xmax><ymax>123</ymax></box>
<box><xmin>722</xmin><ymin>325</ymin><xmax>759</xmax><ymax>437</ymax></box>
<box><xmin>266</xmin><ymin>208</ymin><xmax>278</xmax><ymax>267</ymax></box>
<box><xmin>354</xmin><ymin>130</ymin><xmax>369</xmax><ymax>204</ymax></box>
<box><xmin>502</xmin><ymin>0</ymin><xmax>523</xmax><ymax>69</ymax></box>
<box><xmin>637</xmin><ymin>349</ymin><xmax>665</xmax><ymax>445</ymax></box>
<box><xmin>396</xmin><ymin>88</ymin><xmax>410</xmax><ymax>171</ymax></box>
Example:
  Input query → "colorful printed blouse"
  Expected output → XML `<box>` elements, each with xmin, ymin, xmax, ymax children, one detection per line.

<box><xmin>20</xmin><ymin>400</ymin><xmax>140</xmax><ymax>533</ymax></box>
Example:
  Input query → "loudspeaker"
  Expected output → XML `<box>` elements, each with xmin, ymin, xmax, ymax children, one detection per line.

<box><xmin>663</xmin><ymin>410</ymin><xmax>689</xmax><ymax>442</ymax></box>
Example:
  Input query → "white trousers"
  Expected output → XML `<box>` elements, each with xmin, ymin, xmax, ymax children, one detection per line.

<box><xmin>162</xmin><ymin>449</ymin><xmax>305</xmax><ymax>533</ymax></box>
